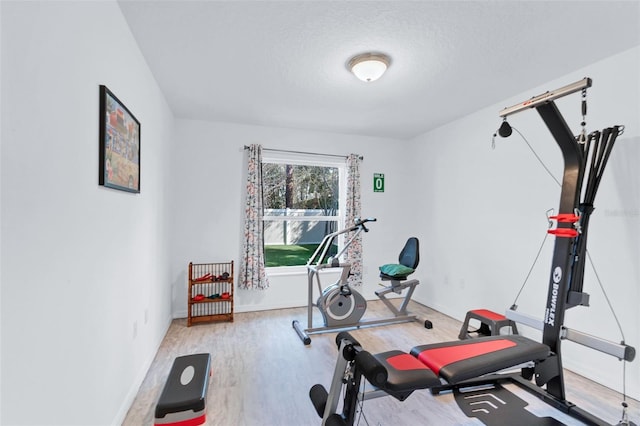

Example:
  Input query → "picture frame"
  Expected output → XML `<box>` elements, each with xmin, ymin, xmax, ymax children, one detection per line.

<box><xmin>99</xmin><ymin>85</ymin><xmax>141</xmax><ymax>193</ymax></box>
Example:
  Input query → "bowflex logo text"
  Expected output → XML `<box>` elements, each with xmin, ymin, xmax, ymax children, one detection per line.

<box><xmin>545</xmin><ymin>266</ymin><xmax>562</xmax><ymax>326</ymax></box>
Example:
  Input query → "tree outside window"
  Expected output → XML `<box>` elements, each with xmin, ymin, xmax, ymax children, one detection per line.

<box><xmin>262</xmin><ymin>161</ymin><xmax>343</xmax><ymax>267</ymax></box>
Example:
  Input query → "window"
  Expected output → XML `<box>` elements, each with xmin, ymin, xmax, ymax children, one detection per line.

<box><xmin>262</xmin><ymin>152</ymin><xmax>346</xmax><ymax>268</ymax></box>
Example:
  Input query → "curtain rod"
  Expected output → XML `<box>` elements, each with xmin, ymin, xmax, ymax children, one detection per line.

<box><xmin>244</xmin><ymin>145</ymin><xmax>363</xmax><ymax>160</ymax></box>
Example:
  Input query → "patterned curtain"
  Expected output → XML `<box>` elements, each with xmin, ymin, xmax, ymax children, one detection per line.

<box><xmin>240</xmin><ymin>144</ymin><xmax>270</xmax><ymax>290</ymax></box>
<box><xmin>345</xmin><ymin>154</ymin><xmax>362</xmax><ymax>286</ymax></box>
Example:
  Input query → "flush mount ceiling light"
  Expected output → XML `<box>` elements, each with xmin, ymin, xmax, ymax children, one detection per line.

<box><xmin>347</xmin><ymin>52</ymin><xmax>391</xmax><ymax>82</ymax></box>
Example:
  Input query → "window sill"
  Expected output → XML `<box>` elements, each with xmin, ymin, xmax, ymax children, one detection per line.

<box><xmin>266</xmin><ymin>266</ymin><xmax>307</xmax><ymax>277</ymax></box>
<box><xmin>266</xmin><ymin>265</ymin><xmax>343</xmax><ymax>277</ymax></box>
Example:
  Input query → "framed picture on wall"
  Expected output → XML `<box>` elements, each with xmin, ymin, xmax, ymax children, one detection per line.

<box><xmin>99</xmin><ymin>85</ymin><xmax>141</xmax><ymax>193</ymax></box>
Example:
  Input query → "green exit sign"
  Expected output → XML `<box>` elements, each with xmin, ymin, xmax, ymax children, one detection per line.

<box><xmin>373</xmin><ymin>173</ymin><xmax>385</xmax><ymax>192</ymax></box>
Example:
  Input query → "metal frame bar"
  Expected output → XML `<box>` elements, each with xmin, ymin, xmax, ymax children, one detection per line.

<box><xmin>561</xmin><ymin>327</ymin><xmax>636</xmax><ymax>362</ymax></box>
<box><xmin>499</xmin><ymin>78</ymin><xmax>592</xmax><ymax>118</ymax></box>
<box><xmin>244</xmin><ymin>144</ymin><xmax>363</xmax><ymax>160</ymax></box>
<box><xmin>304</xmin><ymin>315</ymin><xmax>419</xmax><ymax>335</ymax></box>
<box><xmin>505</xmin><ymin>309</ymin><xmax>544</xmax><ymax>331</ymax></box>
<box><xmin>321</xmin><ymin>340</ymin><xmax>351</xmax><ymax>425</ymax></box>
<box><xmin>505</xmin><ymin>310</ymin><xmax>635</xmax><ymax>361</ymax></box>
<box><xmin>375</xmin><ymin>279</ymin><xmax>419</xmax><ymax>316</ymax></box>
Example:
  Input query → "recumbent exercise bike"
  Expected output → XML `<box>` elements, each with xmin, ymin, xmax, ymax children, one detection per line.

<box><xmin>292</xmin><ymin>217</ymin><xmax>432</xmax><ymax>345</ymax></box>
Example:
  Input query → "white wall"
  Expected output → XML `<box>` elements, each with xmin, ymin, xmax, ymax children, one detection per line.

<box><xmin>170</xmin><ymin>119</ymin><xmax>418</xmax><ymax>316</ymax></box>
<box><xmin>1</xmin><ymin>1</ymin><xmax>174</xmax><ymax>424</ymax></box>
<box><xmin>1</xmin><ymin>2</ymin><xmax>637</xmax><ymax>424</ymax></box>
<box><xmin>409</xmin><ymin>46</ymin><xmax>640</xmax><ymax>398</ymax></box>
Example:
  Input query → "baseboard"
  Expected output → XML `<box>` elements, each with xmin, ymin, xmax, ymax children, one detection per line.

<box><xmin>111</xmin><ymin>313</ymin><xmax>173</xmax><ymax>425</ymax></box>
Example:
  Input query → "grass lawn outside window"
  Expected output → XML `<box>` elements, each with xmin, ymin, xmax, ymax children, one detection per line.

<box><xmin>264</xmin><ymin>244</ymin><xmax>338</xmax><ymax>267</ymax></box>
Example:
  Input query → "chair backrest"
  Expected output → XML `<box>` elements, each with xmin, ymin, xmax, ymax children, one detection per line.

<box><xmin>398</xmin><ymin>237</ymin><xmax>419</xmax><ymax>269</ymax></box>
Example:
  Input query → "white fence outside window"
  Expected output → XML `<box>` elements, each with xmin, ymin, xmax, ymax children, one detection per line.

<box><xmin>264</xmin><ymin>209</ymin><xmax>337</xmax><ymax>245</ymax></box>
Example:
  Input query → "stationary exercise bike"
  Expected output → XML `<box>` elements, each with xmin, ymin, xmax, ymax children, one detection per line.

<box><xmin>292</xmin><ymin>217</ymin><xmax>432</xmax><ymax>345</ymax></box>
<box><xmin>314</xmin><ymin>218</ymin><xmax>373</xmax><ymax>328</ymax></box>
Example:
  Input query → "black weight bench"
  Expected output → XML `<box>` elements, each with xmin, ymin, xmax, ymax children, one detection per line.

<box><xmin>410</xmin><ymin>334</ymin><xmax>548</xmax><ymax>385</ymax></box>
<box><xmin>311</xmin><ymin>333</ymin><xmax>552</xmax><ymax>426</ymax></box>
<box><xmin>364</xmin><ymin>334</ymin><xmax>550</xmax><ymax>400</ymax></box>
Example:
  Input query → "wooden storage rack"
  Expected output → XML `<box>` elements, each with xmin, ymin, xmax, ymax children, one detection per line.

<box><xmin>188</xmin><ymin>261</ymin><xmax>234</xmax><ymax>326</ymax></box>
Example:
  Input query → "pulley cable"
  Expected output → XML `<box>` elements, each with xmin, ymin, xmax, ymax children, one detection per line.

<box><xmin>586</xmin><ymin>250</ymin><xmax>625</xmax><ymax>342</ymax></box>
<box><xmin>510</xmin><ymin>210</ymin><xmax>552</xmax><ymax>310</ymax></box>
<box><xmin>584</xmin><ymin>247</ymin><xmax>631</xmax><ymax>425</ymax></box>
<box><xmin>355</xmin><ymin>377</ymin><xmax>371</xmax><ymax>426</ymax></box>
<box><xmin>514</xmin><ymin>127</ymin><xmax>562</xmax><ymax>187</ymax></box>
<box><xmin>491</xmin><ymin>125</ymin><xmax>562</xmax><ymax>186</ymax></box>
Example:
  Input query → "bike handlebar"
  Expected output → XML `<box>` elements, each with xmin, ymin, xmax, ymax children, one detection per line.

<box><xmin>307</xmin><ymin>216</ymin><xmax>377</xmax><ymax>266</ymax></box>
<box><xmin>354</xmin><ymin>217</ymin><xmax>377</xmax><ymax>232</ymax></box>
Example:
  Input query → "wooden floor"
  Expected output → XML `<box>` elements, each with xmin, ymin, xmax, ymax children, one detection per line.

<box><xmin>123</xmin><ymin>301</ymin><xmax>638</xmax><ymax>425</ymax></box>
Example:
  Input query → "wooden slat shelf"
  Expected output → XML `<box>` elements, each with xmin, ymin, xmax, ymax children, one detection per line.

<box><xmin>188</xmin><ymin>261</ymin><xmax>234</xmax><ymax>326</ymax></box>
<box><xmin>191</xmin><ymin>297</ymin><xmax>233</xmax><ymax>304</ymax></box>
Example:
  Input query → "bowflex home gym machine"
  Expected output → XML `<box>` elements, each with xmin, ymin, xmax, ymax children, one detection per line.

<box><xmin>292</xmin><ymin>217</ymin><xmax>431</xmax><ymax>345</ymax></box>
<box><xmin>309</xmin><ymin>78</ymin><xmax>636</xmax><ymax>425</ymax></box>
<box><xmin>499</xmin><ymin>77</ymin><xmax>635</xmax><ymax>417</ymax></box>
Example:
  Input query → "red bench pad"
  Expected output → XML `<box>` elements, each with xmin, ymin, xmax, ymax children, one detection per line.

<box><xmin>410</xmin><ymin>335</ymin><xmax>550</xmax><ymax>384</ymax></box>
<box><xmin>373</xmin><ymin>350</ymin><xmax>441</xmax><ymax>395</ymax></box>
<box><xmin>470</xmin><ymin>309</ymin><xmax>507</xmax><ymax>321</ymax></box>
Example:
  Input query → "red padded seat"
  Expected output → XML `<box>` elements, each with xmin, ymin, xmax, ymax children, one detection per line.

<box><xmin>410</xmin><ymin>335</ymin><xmax>550</xmax><ymax>384</ymax></box>
<box><xmin>370</xmin><ymin>350</ymin><xmax>441</xmax><ymax>400</ymax></box>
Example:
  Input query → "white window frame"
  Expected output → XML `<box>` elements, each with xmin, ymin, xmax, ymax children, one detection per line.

<box><xmin>261</xmin><ymin>151</ymin><xmax>346</xmax><ymax>274</ymax></box>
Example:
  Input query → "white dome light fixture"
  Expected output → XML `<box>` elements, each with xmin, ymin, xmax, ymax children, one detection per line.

<box><xmin>348</xmin><ymin>52</ymin><xmax>391</xmax><ymax>82</ymax></box>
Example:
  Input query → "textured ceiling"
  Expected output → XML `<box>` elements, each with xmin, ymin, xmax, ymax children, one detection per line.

<box><xmin>118</xmin><ymin>1</ymin><xmax>640</xmax><ymax>139</ymax></box>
